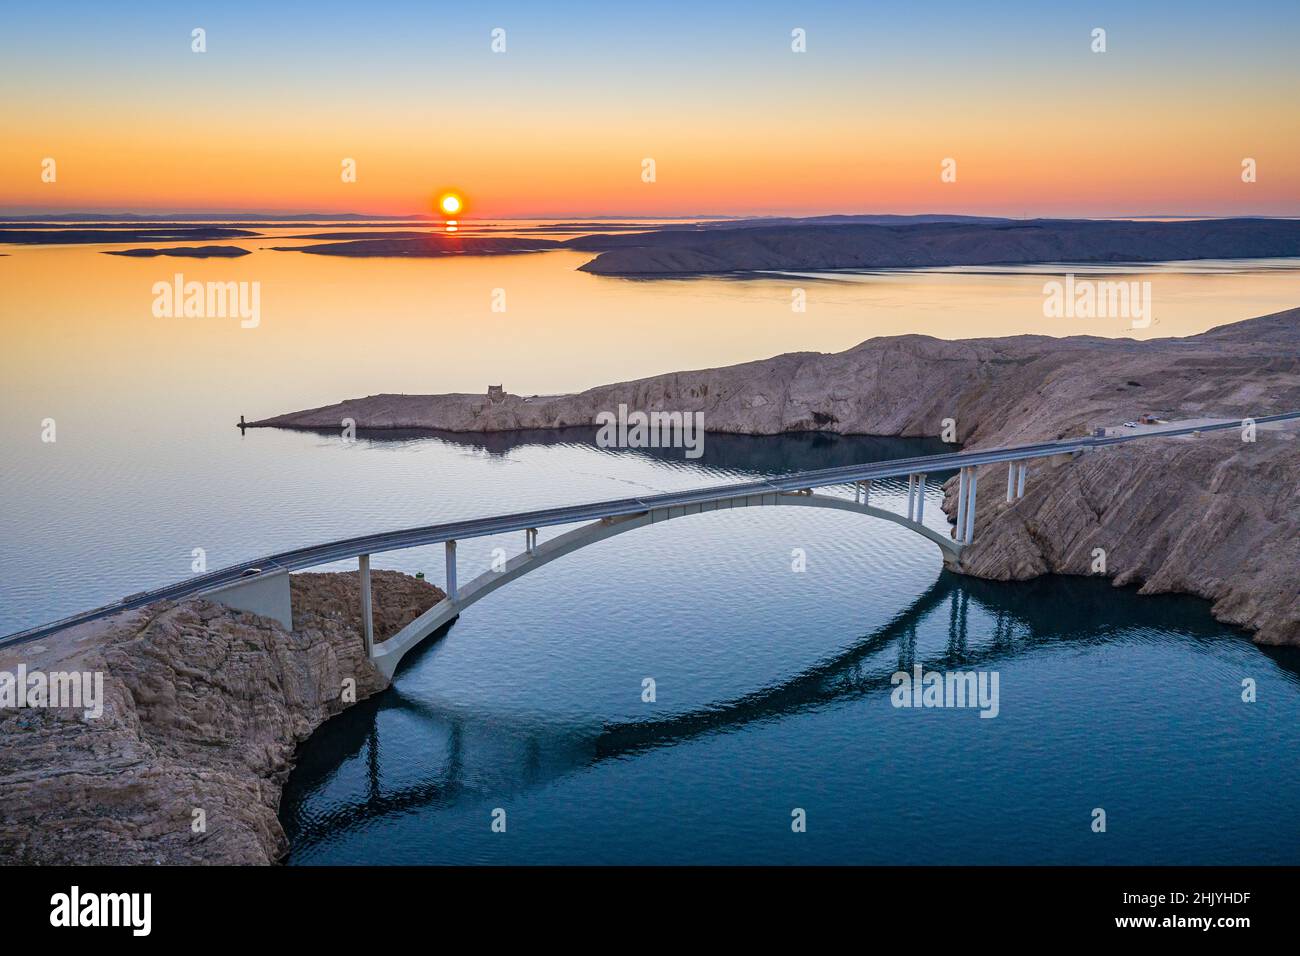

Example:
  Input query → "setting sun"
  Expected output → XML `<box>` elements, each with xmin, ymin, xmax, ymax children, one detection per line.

<box><xmin>439</xmin><ymin>193</ymin><xmax>463</xmax><ymax>216</ymax></box>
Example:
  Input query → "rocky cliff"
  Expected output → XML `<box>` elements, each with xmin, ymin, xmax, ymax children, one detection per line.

<box><xmin>0</xmin><ymin>571</ymin><xmax>443</xmax><ymax>864</ymax></box>
<box><xmin>250</xmin><ymin>307</ymin><xmax>1300</xmax><ymax>645</ymax></box>
<box><xmin>947</xmin><ymin>431</ymin><xmax>1299</xmax><ymax>645</ymax></box>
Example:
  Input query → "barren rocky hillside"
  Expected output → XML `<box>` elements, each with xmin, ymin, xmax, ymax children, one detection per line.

<box><xmin>0</xmin><ymin>571</ymin><xmax>443</xmax><ymax>865</ymax></box>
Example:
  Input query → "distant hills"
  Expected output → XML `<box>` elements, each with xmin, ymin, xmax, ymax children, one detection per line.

<box><xmin>683</xmin><ymin>213</ymin><xmax>1015</xmax><ymax>229</ymax></box>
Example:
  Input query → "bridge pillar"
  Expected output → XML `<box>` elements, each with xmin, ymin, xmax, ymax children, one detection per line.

<box><xmin>445</xmin><ymin>540</ymin><xmax>458</xmax><ymax>600</ymax></box>
<box><xmin>358</xmin><ymin>554</ymin><xmax>374</xmax><ymax>658</ymax></box>
<box><xmin>955</xmin><ymin>467</ymin><xmax>968</xmax><ymax>539</ymax></box>
<box><xmin>525</xmin><ymin>527</ymin><xmax>537</xmax><ymax>554</ymax></box>
<box><xmin>1016</xmin><ymin>463</ymin><xmax>1027</xmax><ymax>499</ymax></box>
<box><xmin>962</xmin><ymin>468</ymin><xmax>979</xmax><ymax>544</ymax></box>
<box><xmin>857</xmin><ymin>478</ymin><xmax>878</xmax><ymax>509</ymax></box>
<box><xmin>916</xmin><ymin>473</ymin><xmax>927</xmax><ymax>522</ymax></box>
<box><xmin>906</xmin><ymin>474</ymin><xmax>917</xmax><ymax>520</ymax></box>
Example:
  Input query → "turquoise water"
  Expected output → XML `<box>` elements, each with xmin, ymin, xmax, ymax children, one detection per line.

<box><xmin>277</xmin><ymin>431</ymin><xmax>1300</xmax><ymax>865</ymax></box>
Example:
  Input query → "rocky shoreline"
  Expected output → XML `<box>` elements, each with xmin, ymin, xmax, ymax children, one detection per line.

<box><xmin>0</xmin><ymin>571</ymin><xmax>443</xmax><ymax>864</ymax></box>
<box><xmin>251</xmin><ymin>307</ymin><xmax>1300</xmax><ymax>645</ymax></box>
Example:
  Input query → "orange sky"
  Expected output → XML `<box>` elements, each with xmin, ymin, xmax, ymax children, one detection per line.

<box><xmin>3</xmin><ymin>3</ymin><xmax>1298</xmax><ymax>218</ymax></box>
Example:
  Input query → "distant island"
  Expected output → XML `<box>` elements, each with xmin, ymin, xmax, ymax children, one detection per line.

<box><xmin>271</xmin><ymin>235</ymin><xmax>561</xmax><ymax>257</ymax></box>
<box><xmin>103</xmin><ymin>245</ymin><xmax>251</xmax><ymax>258</ymax></box>
<box><xmin>0</xmin><ymin>226</ymin><xmax>259</xmax><ymax>244</ymax></box>
<box><xmin>569</xmin><ymin>217</ymin><xmax>1300</xmax><ymax>276</ymax></box>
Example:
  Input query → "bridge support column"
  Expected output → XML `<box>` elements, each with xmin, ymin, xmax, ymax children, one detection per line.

<box><xmin>852</xmin><ymin>480</ymin><xmax>874</xmax><ymax>506</ymax></box>
<box><xmin>916</xmin><ymin>473</ymin><xmax>927</xmax><ymax>522</ymax></box>
<box><xmin>955</xmin><ymin>467</ymin><xmax>968</xmax><ymax>539</ymax></box>
<box><xmin>358</xmin><ymin>554</ymin><xmax>374</xmax><ymax>658</ymax></box>
<box><xmin>962</xmin><ymin>468</ymin><xmax>979</xmax><ymax>544</ymax></box>
<box><xmin>1007</xmin><ymin>461</ymin><xmax>1017</xmax><ymax>502</ymax></box>
<box><xmin>525</xmin><ymin>527</ymin><xmax>537</xmax><ymax>554</ymax></box>
<box><xmin>1016</xmin><ymin>463</ymin><xmax>1027</xmax><ymax>499</ymax></box>
<box><xmin>445</xmin><ymin>540</ymin><xmax>458</xmax><ymax>600</ymax></box>
<box><xmin>906</xmin><ymin>474</ymin><xmax>917</xmax><ymax>520</ymax></box>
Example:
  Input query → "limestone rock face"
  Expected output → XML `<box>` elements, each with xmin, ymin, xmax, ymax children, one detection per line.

<box><xmin>0</xmin><ymin>571</ymin><xmax>442</xmax><ymax>864</ymax></box>
<box><xmin>945</xmin><ymin>434</ymin><xmax>1300</xmax><ymax>645</ymax></box>
<box><xmin>253</xmin><ymin>311</ymin><xmax>1300</xmax><ymax>444</ymax></box>
<box><xmin>249</xmin><ymin>336</ymin><xmax>1011</xmax><ymax>437</ymax></box>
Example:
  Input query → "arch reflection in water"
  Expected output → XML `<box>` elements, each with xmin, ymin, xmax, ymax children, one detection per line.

<box><xmin>281</xmin><ymin>562</ymin><xmax>1300</xmax><ymax>866</ymax></box>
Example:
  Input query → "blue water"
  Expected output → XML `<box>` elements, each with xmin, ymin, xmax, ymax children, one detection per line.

<box><xmin>4</xmin><ymin>238</ymin><xmax>1297</xmax><ymax>866</ymax></box>
<box><xmin>276</xmin><ymin>430</ymin><xmax>1300</xmax><ymax>865</ymax></box>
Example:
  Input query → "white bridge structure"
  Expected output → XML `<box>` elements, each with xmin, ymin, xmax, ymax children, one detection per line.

<box><xmin>3</xmin><ymin>414</ymin><xmax>1292</xmax><ymax>680</ymax></box>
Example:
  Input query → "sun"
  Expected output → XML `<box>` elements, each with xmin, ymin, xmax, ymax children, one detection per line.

<box><xmin>438</xmin><ymin>192</ymin><xmax>463</xmax><ymax>216</ymax></box>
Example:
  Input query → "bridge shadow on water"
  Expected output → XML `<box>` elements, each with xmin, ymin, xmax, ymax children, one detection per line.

<box><xmin>280</xmin><ymin>570</ymin><xmax>1298</xmax><ymax>856</ymax></box>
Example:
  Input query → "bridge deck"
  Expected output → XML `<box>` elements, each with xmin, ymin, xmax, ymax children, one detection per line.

<box><xmin>3</xmin><ymin>412</ymin><xmax>1295</xmax><ymax>647</ymax></box>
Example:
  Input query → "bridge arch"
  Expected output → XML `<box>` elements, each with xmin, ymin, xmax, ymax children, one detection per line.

<box><xmin>371</xmin><ymin>490</ymin><xmax>960</xmax><ymax>679</ymax></box>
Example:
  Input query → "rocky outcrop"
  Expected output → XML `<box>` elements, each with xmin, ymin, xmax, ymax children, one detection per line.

<box><xmin>247</xmin><ymin>335</ymin><xmax>1023</xmax><ymax>436</ymax></box>
<box><xmin>0</xmin><ymin>571</ymin><xmax>443</xmax><ymax>864</ymax></box>
<box><xmin>947</xmin><ymin>431</ymin><xmax>1300</xmax><ymax>645</ymax></box>
<box><xmin>251</xmin><ymin>309</ymin><xmax>1300</xmax><ymax>443</ymax></box>
<box><xmin>251</xmin><ymin>307</ymin><xmax>1300</xmax><ymax>645</ymax></box>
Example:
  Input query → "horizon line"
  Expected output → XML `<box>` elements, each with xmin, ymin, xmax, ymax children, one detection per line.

<box><xmin>4</xmin><ymin>209</ymin><xmax>1300</xmax><ymax>222</ymax></box>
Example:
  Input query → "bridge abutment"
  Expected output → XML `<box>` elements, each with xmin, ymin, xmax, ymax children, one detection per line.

<box><xmin>202</xmin><ymin>568</ymin><xmax>294</xmax><ymax>631</ymax></box>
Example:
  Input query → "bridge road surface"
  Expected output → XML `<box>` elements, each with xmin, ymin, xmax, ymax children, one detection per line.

<box><xmin>3</xmin><ymin>412</ymin><xmax>1296</xmax><ymax>647</ymax></box>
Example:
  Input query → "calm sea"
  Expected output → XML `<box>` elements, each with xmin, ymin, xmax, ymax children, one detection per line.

<box><xmin>3</xmin><ymin>223</ymin><xmax>1298</xmax><ymax>863</ymax></box>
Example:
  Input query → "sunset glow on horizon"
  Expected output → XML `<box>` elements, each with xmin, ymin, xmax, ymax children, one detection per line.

<box><xmin>2</xmin><ymin>0</ymin><xmax>1298</xmax><ymax>219</ymax></box>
